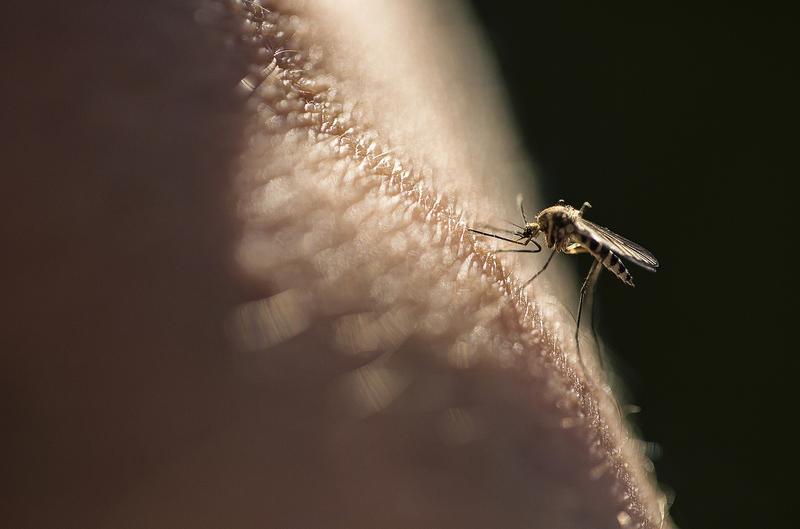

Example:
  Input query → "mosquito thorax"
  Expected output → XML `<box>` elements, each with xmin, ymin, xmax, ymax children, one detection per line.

<box><xmin>535</xmin><ymin>204</ymin><xmax>580</xmax><ymax>247</ymax></box>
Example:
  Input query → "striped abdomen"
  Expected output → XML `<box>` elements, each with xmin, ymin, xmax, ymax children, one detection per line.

<box><xmin>575</xmin><ymin>233</ymin><xmax>635</xmax><ymax>286</ymax></box>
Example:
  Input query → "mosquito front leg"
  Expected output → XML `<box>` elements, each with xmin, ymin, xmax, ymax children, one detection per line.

<box><xmin>493</xmin><ymin>235</ymin><xmax>542</xmax><ymax>254</ymax></box>
<box><xmin>468</xmin><ymin>229</ymin><xmax>530</xmax><ymax>246</ymax></box>
<box><xmin>472</xmin><ymin>224</ymin><xmax>518</xmax><ymax>237</ymax></box>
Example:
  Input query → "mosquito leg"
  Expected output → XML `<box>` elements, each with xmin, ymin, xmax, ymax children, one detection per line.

<box><xmin>582</xmin><ymin>263</ymin><xmax>623</xmax><ymax>419</ymax></box>
<box><xmin>473</xmin><ymin>224</ymin><xmax>518</xmax><ymax>237</ymax></box>
<box><xmin>523</xmin><ymin>249</ymin><xmax>557</xmax><ymax>286</ymax></box>
<box><xmin>562</xmin><ymin>242</ymin><xmax>589</xmax><ymax>255</ymax></box>
<box><xmin>468</xmin><ymin>229</ymin><xmax>527</xmax><ymax>245</ymax></box>
<box><xmin>494</xmin><ymin>236</ymin><xmax>539</xmax><ymax>253</ymax></box>
<box><xmin>588</xmin><ymin>275</ymin><xmax>604</xmax><ymax>372</ymax></box>
<box><xmin>469</xmin><ymin>229</ymin><xmax>543</xmax><ymax>254</ymax></box>
<box><xmin>582</xmin><ymin>259</ymin><xmax>604</xmax><ymax>371</ymax></box>
<box><xmin>579</xmin><ymin>201</ymin><xmax>592</xmax><ymax>216</ymax></box>
<box><xmin>575</xmin><ymin>260</ymin><xmax>602</xmax><ymax>374</ymax></box>
<box><xmin>576</xmin><ymin>260</ymin><xmax>601</xmax><ymax>338</ymax></box>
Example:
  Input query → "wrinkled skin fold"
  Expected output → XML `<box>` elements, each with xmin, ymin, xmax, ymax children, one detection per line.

<box><xmin>2</xmin><ymin>1</ymin><xmax>672</xmax><ymax>528</ymax></box>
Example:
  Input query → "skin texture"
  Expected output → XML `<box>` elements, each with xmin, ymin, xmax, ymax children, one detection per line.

<box><xmin>1</xmin><ymin>1</ymin><xmax>671</xmax><ymax>528</ymax></box>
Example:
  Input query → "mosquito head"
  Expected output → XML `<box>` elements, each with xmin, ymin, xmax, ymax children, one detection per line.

<box><xmin>467</xmin><ymin>219</ymin><xmax>543</xmax><ymax>253</ymax></box>
<box><xmin>518</xmin><ymin>222</ymin><xmax>541</xmax><ymax>240</ymax></box>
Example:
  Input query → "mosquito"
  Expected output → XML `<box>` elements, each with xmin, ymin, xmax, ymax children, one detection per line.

<box><xmin>469</xmin><ymin>196</ymin><xmax>659</xmax><ymax>360</ymax></box>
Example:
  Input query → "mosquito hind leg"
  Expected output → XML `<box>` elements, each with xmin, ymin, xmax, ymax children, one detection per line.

<box><xmin>576</xmin><ymin>260</ymin><xmax>601</xmax><ymax>339</ymax></box>
<box><xmin>588</xmin><ymin>277</ymin><xmax>605</xmax><ymax>372</ymax></box>
<box><xmin>575</xmin><ymin>260</ymin><xmax>602</xmax><ymax>374</ymax></box>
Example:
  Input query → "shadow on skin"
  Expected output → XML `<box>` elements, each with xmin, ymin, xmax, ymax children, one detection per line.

<box><xmin>1</xmin><ymin>1</ymin><xmax>671</xmax><ymax>528</ymax></box>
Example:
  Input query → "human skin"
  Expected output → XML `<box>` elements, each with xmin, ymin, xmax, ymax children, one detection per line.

<box><xmin>2</xmin><ymin>1</ymin><xmax>671</xmax><ymax>528</ymax></box>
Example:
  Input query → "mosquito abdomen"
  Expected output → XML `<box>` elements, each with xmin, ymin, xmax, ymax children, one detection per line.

<box><xmin>577</xmin><ymin>234</ymin><xmax>635</xmax><ymax>287</ymax></box>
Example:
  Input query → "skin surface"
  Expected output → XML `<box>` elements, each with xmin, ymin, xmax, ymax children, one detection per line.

<box><xmin>1</xmin><ymin>1</ymin><xmax>671</xmax><ymax>527</ymax></box>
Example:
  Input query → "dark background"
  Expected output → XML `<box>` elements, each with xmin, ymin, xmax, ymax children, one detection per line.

<box><xmin>467</xmin><ymin>1</ymin><xmax>795</xmax><ymax>528</ymax></box>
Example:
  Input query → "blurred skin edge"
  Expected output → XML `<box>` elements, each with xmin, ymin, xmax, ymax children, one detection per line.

<box><xmin>0</xmin><ymin>1</ymin><xmax>671</xmax><ymax>528</ymax></box>
<box><xmin>1</xmin><ymin>1</ymin><xmax>248</xmax><ymax>527</ymax></box>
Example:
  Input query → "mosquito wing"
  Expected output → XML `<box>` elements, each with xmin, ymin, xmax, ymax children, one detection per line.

<box><xmin>575</xmin><ymin>218</ymin><xmax>660</xmax><ymax>272</ymax></box>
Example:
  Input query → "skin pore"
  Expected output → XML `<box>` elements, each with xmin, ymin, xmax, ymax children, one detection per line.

<box><xmin>2</xmin><ymin>1</ymin><xmax>671</xmax><ymax>528</ymax></box>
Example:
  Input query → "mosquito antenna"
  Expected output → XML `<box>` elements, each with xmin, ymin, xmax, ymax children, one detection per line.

<box><xmin>504</xmin><ymin>220</ymin><xmax>526</xmax><ymax>231</ymax></box>
<box><xmin>516</xmin><ymin>193</ymin><xmax>528</xmax><ymax>223</ymax></box>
